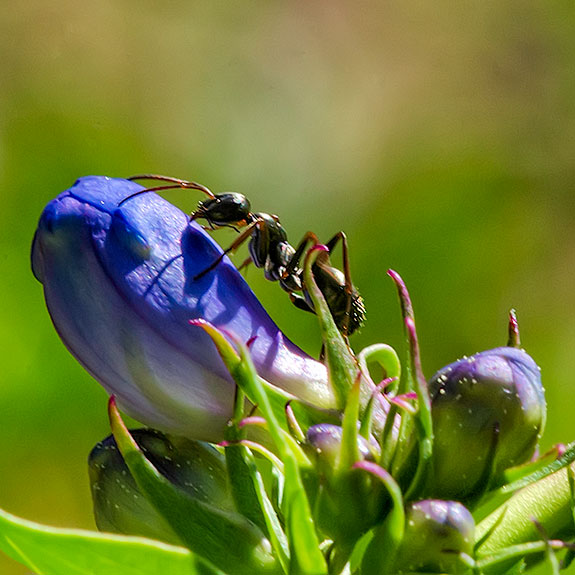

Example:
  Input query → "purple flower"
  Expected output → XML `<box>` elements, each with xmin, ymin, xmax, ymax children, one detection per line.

<box><xmin>32</xmin><ymin>176</ymin><xmax>333</xmax><ymax>441</ymax></box>
<box><xmin>427</xmin><ymin>346</ymin><xmax>546</xmax><ymax>500</ymax></box>
<box><xmin>305</xmin><ymin>423</ymin><xmax>378</xmax><ymax>473</ymax></box>
<box><xmin>393</xmin><ymin>499</ymin><xmax>475</xmax><ymax>573</ymax></box>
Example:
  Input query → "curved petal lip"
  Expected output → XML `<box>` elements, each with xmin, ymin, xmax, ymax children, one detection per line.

<box><xmin>32</xmin><ymin>177</ymin><xmax>333</xmax><ymax>438</ymax></box>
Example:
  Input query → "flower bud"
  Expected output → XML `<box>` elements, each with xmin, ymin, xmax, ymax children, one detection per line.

<box><xmin>32</xmin><ymin>176</ymin><xmax>334</xmax><ymax>441</ymax></box>
<box><xmin>393</xmin><ymin>499</ymin><xmax>475</xmax><ymax>573</ymax></box>
<box><xmin>305</xmin><ymin>424</ymin><xmax>383</xmax><ymax>546</ymax></box>
<box><xmin>305</xmin><ymin>423</ymin><xmax>378</xmax><ymax>476</ymax></box>
<box><xmin>428</xmin><ymin>347</ymin><xmax>546</xmax><ymax>501</ymax></box>
<box><xmin>89</xmin><ymin>428</ymin><xmax>232</xmax><ymax>544</ymax></box>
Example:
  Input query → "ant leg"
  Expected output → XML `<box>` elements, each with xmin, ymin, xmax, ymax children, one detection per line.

<box><xmin>289</xmin><ymin>293</ymin><xmax>314</xmax><ymax>313</ymax></box>
<box><xmin>323</xmin><ymin>231</ymin><xmax>354</xmax><ymax>337</ymax></box>
<box><xmin>193</xmin><ymin>220</ymin><xmax>261</xmax><ymax>280</ymax></box>
<box><xmin>238</xmin><ymin>257</ymin><xmax>253</xmax><ymax>272</ymax></box>
<box><xmin>194</xmin><ymin>221</ymin><xmax>241</xmax><ymax>233</ymax></box>
<box><xmin>283</xmin><ymin>231</ymin><xmax>320</xmax><ymax>278</ymax></box>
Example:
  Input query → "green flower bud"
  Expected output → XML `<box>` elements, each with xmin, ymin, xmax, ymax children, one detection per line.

<box><xmin>428</xmin><ymin>347</ymin><xmax>546</xmax><ymax>501</ymax></box>
<box><xmin>393</xmin><ymin>499</ymin><xmax>475</xmax><ymax>573</ymax></box>
<box><xmin>89</xmin><ymin>428</ymin><xmax>233</xmax><ymax>544</ymax></box>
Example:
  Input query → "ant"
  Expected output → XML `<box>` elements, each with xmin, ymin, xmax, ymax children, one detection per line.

<box><xmin>121</xmin><ymin>174</ymin><xmax>366</xmax><ymax>337</ymax></box>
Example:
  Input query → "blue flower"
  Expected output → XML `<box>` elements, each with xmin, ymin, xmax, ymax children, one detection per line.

<box><xmin>32</xmin><ymin>176</ymin><xmax>333</xmax><ymax>441</ymax></box>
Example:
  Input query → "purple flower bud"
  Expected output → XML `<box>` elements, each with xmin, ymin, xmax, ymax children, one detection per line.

<box><xmin>89</xmin><ymin>429</ymin><xmax>232</xmax><ymax>544</ymax></box>
<box><xmin>393</xmin><ymin>499</ymin><xmax>475</xmax><ymax>573</ymax></box>
<box><xmin>428</xmin><ymin>347</ymin><xmax>546</xmax><ymax>500</ymax></box>
<box><xmin>305</xmin><ymin>423</ymin><xmax>378</xmax><ymax>474</ymax></box>
<box><xmin>32</xmin><ymin>176</ymin><xmax>333</xmax><ymax>441</ymax></box>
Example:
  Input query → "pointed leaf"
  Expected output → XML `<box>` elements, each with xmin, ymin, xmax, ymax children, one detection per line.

<box><xmin>0</xmin><ymin>507</ymin><xmax>219</xmax><ymax>575</ymax></box>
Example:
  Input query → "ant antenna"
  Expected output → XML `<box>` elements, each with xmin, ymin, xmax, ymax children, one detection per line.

<box><xmin>118</xmin><ymin>174</ymin><xmax>215</xmax><ymax>207</ymax></box>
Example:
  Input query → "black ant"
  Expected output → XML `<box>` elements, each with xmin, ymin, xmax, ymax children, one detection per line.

<box><xmin>121</xmin><ymin>174</ymin><xmax>366</xmax><ymax>336</ymax></box>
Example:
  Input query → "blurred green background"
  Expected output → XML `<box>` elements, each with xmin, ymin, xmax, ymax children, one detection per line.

<box><xmin>2</xmin><ymin>1</ymin><xmax>575</xmax><ymax>573</ymax></box>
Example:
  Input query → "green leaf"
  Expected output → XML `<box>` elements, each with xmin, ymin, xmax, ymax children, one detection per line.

<box><xmin>475</xmin><ymin>459</ymin><xmax>575</xmax><ymax>571</ymax></box>
<box><xmin>474</xmin><ymin>441</ymin><xmax>575</xmax><ymax>523</ymax></box>
<box><xmin>108</xmin><ymin>398</ymin><xmax>279</xmax><ymax>575</ymax></box>
<box><xmin>0</xmin><ymin>507</ymin><xmax>219</xmax><ymax>575</ymax></box>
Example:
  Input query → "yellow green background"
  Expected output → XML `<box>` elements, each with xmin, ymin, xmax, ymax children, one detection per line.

<box><xmin>1</xmin><ymin>2</ymin><xmax>575</xmax><ymax>573</ymax></box>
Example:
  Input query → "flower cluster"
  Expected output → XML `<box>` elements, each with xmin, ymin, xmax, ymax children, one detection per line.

<box><xmin>3</xmin><ymin>175</ymin><xmax>574</xmax><ymax>575</ymax></box>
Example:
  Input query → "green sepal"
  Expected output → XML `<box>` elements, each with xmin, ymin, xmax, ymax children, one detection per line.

<box><xmin>225</xmin><ymin>442</ymin><xmax>290</xmax><ymax>574</ymax></box>
<box><xmin>357</xmin><ymin>343</ymin><xmax>400</xmax><ymax>440</ymax></box>
<box><xmin>192</xmin><ymin>320</ymin><xmax>340</xmax><ymax>437</ymax></box>
<box><xmin>507</xmin><ymin>309</ymin><xmax>521</xmax><ymax>348</ymax></box>
<box><xmin>499</xmin><ymin>444</ymin><xmax>567</xmax><ymax>486</ymax></box>
<box><xmin>196</xmin><ymin>322</ymin><xmax>328</xmax><ymax>575</ymax></box>
<box><xmin>0</xmin><ymin>506</ymin><xmax>221</xmax><ymax>575</ymax></box>
<box><xmin>89</xmin><ymin>429</ymin><xmax>233</xmax><ymax>546</ymax></box>
<box><xmin>357</xmin><ymin>344</ymin><xmax>401</xmax><ymax>396</ymax></box>
<box><xmin>303</xmin><ymin>245</ymin><xmax>358</xmax><ymax>409</ymax></box>
<box><xmin>339</xmin><ymin>375</ymin><xmax>362</xmax><ymax>471</ymax></box>
<box><xmin>108</xmin><ymin>397</ymin><xmax>279</xmax><ymax>575</ymax></box>
<box><xmin>224</xmin><ymin>386</ymin><xmax>268</xmax><ymax>532</ymax></box>
<box><xmin>224</xmin><ymin>398</ymin><xmax>290</xmax><ymax>574</ymax></box>
<box><xmin>358</xmin><ymin>462</ymin><xmax>405</xmax><ymax>575</ymax></box>
<box><xmin>387</xmin><ymin>270</ymin><xmax>433</xmax><ymax>500</ymax></box>
<box><xmin>312</xmin><ymin>385</ymin><xmax>383</xmax><ymax>566</ymax></box>
<box><xmin>224</xmin><ymin>440</ymin><xmax>270</xmax><ymax>537</ymax></box>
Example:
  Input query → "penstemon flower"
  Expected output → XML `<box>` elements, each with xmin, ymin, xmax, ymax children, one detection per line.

<box><xmin>31</xmin><ymin>176</ymin><xmax>334</xmax><ymax>441</ymax></box>
<box><xmin>0</xmin><ymin>175</ymin><xmax>573</xmax><ymax>575</ymax></box>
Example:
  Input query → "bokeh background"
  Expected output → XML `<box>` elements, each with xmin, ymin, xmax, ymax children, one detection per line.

<box><xmin>2</xmin><ymin>2</ymin><xmax>575</xmax><ymax>573</ymax></box>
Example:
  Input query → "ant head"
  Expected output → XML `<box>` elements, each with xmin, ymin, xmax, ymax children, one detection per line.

<box><xmin>195</xmin><ymin>193</ymin><xmax>252</xmax><ymax>227</ymax></box>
